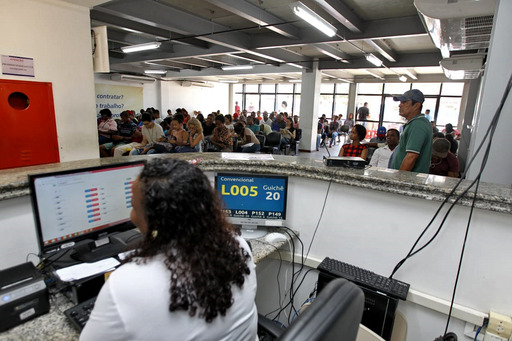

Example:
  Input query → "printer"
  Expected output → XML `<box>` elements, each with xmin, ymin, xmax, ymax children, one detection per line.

<box><xmin>0</xmin><ymin>262</ymin><xmax>50</xmax><ymax>331</ymax></box>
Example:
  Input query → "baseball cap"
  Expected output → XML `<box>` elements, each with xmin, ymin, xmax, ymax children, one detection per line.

<box><xmin>393</xmin><ymin>89</ymin><xmax>425</xmax><ymax>103</ymax></box>
<box><xmin>432</xmin><ymin>138</ymin><xmax>450</xmax><ymax>158</ymax></box>
<box><xmin>377</xmin><ymin>126</ymin><xmax>386</xmax><ymax>137</ymax></box>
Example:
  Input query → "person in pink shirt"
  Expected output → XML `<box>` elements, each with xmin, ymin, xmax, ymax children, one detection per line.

<box><xmin>98</xmin><ymin>109</ymin><xmax>118</xmax><ymax>144</ymax></box>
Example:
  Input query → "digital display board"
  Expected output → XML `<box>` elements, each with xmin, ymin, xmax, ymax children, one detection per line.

<box><xmin>215</xmin><ymin>173</ymin><xmax>287</xmax><ymax>223</ymax></box>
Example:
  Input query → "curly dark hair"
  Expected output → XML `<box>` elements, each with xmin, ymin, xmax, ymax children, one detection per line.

<box><xmin>128</xmin><ymin>159</ymin><xmax>250</xmax><ymax>322</ymax></box>
<box><xmin>354</xmin><ymin>124</ymin><xmax>367</xmax><ymax>141</ymax></box>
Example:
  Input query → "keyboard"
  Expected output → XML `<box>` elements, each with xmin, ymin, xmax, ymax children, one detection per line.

<box><xmin>64</xmin><ymin>296</ymin><xmax>97</xmax><ymax>331</ymax></box>
<box><xmin>317</xmin><ymin>257</ymin><xmax>410</xmax><ymax>301</ymax></box>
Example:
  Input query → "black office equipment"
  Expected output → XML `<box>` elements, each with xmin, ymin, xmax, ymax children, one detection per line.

<box><xmin>64</xmin><ymin>296</ymin><xmax>97</xmax><ymax>331</ymax></box>
<box><xmin>258</xmin><ymin>278</ymin><xmax>364</xmax><ymax>341</ymax></box>
<box><xmin>0</xmin><ymin>262</ymin><xmax>50</xmax><ymax>331</ymax></box>
<box><xmin>317</xmin><ymin>257</ymin><xmax>410</xmax><ymax>341</ymax></box>
<box><xmin>322</xmin><ymin>143</ymin><xmax>366</xmax><ymax>168</ymax></box>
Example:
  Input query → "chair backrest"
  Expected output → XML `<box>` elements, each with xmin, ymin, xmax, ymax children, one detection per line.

<box><xmin>340</xmin><ymin>125</ymin><xmax>350</xmax><ymax>133</ymax></box>
<box><xmin>279</xmin><ymin>278</ymin><xmax>364</xmax><ymax>341</ymax></box>
<box><xmin>265</xmin><ymin>132</ymin><xmax>281</xmax><ymax>147</ymax></box>
<box><xmin>256</xmin><ymin>134</ymin><xmax>266</xmax><ymax>146</ymax></box>
<box><xmin>294</xmin><ymin>128</ymin><xmax>302</xmax><ymax>141</ymax></box>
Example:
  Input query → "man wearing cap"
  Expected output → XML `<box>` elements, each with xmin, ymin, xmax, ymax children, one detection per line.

<box><xmin>391</xmin><ymin>89</ymin><xmax>432</xmax><ymax>173</ymax></box>
<box><xmin>429</xmin><ymin>138</ymin><xmax>460</xmax><ymax>177</ymax></box>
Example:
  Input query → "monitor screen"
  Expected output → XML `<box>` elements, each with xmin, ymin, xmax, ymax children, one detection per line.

<box><xmin>214</xmin><ymin>173</ymin><xmax>288</xmax><ymax>239</ymax></box>
<box><xmin>29</xmin><ymin>161</ymin><xmax>145</xmax><ymax>261</ymax></box>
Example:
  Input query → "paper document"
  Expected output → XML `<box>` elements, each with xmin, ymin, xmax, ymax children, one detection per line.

<box><xmin>55</xmin><ymin>257</ymin><xmax>120</xmax><ymax>281</ymax></box>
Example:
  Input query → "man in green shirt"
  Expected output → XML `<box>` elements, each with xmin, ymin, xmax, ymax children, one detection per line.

<box><xmin>391</xmin><ymin>89</ymin><xmax>432</xmax><ymax>173</ymax></box>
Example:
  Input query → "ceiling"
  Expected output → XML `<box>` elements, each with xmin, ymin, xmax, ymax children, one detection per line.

<box><xmin>84</xmin><ymin>0</ymin><xmax>448</xmax><ymax>84</ymax></box>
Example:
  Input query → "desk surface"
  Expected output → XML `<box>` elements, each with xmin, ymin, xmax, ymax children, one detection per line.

<box><xmin>1</xmin><ymin>153</ymin><xmax>510</xmax><ymax>214</ymax></box>
<box><xmin>0</xmin><ymin>231</ymin><xmax>292</xmax><ymax>341</ymax></box>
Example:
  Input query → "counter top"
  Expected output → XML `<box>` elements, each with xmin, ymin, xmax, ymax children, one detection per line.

<box><xmin>1</xmin><ymin>153</ymin><xmax>511</xmax><ymax>214</ymax></box>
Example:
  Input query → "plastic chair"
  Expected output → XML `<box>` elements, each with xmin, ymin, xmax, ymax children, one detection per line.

<box><xmin>257</xmin><ymin>278</ymin><xmax>364</xmax><ymax>341</ymax></box>
<box><xmin>262</xmin><ymin>132</ymin><xmax>281</xmax><ymax>154</ymax></box>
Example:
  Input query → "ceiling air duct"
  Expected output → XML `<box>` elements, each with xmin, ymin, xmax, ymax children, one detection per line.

<box><xmin>414</xmin><ymin>0</ymin><xmax>497</xmax><ymax>58</ymax></box>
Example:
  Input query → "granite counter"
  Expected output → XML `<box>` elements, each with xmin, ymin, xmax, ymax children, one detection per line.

<box><xmin>0</xmin><ymin>153</ymin><xmax>510</xmax><ymax>214</ymax></box>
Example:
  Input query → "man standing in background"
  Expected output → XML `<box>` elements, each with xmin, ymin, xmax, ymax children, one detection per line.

<box><xmin>357</xmin><ymin>102</ymin><xmax>370</xmax><ymax>126</ymax></box>
<box><xmin>391</xmin><ymin>90</ymin><xmax>432</xmax><ymax>173</ymax></box>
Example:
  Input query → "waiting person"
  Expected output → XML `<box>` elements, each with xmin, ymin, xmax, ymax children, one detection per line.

<box><xmin>80</xmin><ymin>159</ymin><xmax>257</xmax><ymax>340</ymax></box>
<box><xmin>429</xmin><ymin>138</ymin><xmax>459</xmax><ymax>178</ymax></box>
<box><xmin>259</xmin><ymin>123</ymin><xmax>271</xmax><ymax>136</ymax></box>
<box><xmin>338</xmin><ymin>124</ymin><xmax>369</xmax><ymax>160</ymax></box>
<box><xmin>130</xmin><ymin>113</ymin><xmax>165</xmax><ymax>155</ymax></box>
<box><xmin>97</xmin><ymin>108</ymin><xmax>118</xmax><ymax>145</ymax></box>
<box><xmin>390</xmin><ymin>89</ymin><xmax>432</xmax><ymax>173</ymax></box>
<box><xmin>172</xmin><ymin>117</ymin><xmax>204</xmax><ymax>153</ymax></box>
<box><xmin>246</xmin><ymin>116</ymin><xmax>260</xmax><ymax>135</ymax></box>
<box><xmin>202</xmin><ymin>113</ymin><xmax>215</xmax><ymax>136</ymax></box>
<box><xmin>206</xmin><ymin>115</ymin><xmax>233</xmax><ymax>152</ymax></box>
<box><xmin>106</xmin><ymin>111</ymin><xmax>140</xmax><ymax>157</ymax></box>
<box><xmin>357</xmin><ymin>102</ymin><xmax>370</xmax><ymax>126</ymax></box>
<box><xmin>271</xmin><ymin>113</ymin><xmax>286</xmax><ymax>132</ymax></box>
<box><xmin>234</xmin><ymin>122</ymin><xmax>260</xmax><ymax>153</ymax></box>
<box><xmin>328</xmin><ymin>116</ymin><xmax>339</xmax><ymax>147</ymax></box>
<box><xmin>262</xmin><ymin>111</ymin><xmax>272</xmax><ymax>126</ymax></box>
<box><xmin>443</xmin><ymin>123</ymin><xmax>461</xmax><ymax>140</ymax></box>
<box><xmin>293</xmin><ymin>115</ymin><xmax>299</xmax><ymax>129</ymax></box>
<box><xmin>344</xmin><ymin>113</ymin><xmax>355</xmax><ymax>130</ymax></box>
<box><xmin>280</xmin><ymin>117</ymin><xmax>296</xmax><ymax>149</ymax></box>
<box><xmin>445</xmin><ymin>133</ymin><xmax>458</xmax><ymax>155</ymax></box>
<box><xmin>370</xmin><ymin>129</ymin><xmax>400</xmax><ymax>168</ymax></box>
<box><xmin>154</xmin><ymin>114</ymin><xmax>189</xmax><ymax>153</ymax></box>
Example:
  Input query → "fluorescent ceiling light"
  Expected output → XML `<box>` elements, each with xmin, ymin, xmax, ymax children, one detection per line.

<box><xmin>402</xmin><ymin>69</ymin><xmax>418</xmax><ymax>80</ymax></box>
<box><xmin>219</xmin><ymin>80</ymin><xmax>239</xmax><ymax>83</ymax></box>
<box><xmin>221</xmin><ymin>65</ymin><xmax>254</xmax><ymax>71</ymax></box>
<box><xmin>144</xmin><ymin>70</ymin><xmax>167</xmax><ymax>74</ymax></box>
<box><xmin>290</xmin><ymin>2</ymin><xmax>337</xmax><ymax>37</ymax></box>
<box><xmin>365</xmin><ymin>53</ymin><xmax>383</xmax><ymax>67</ymax></box>
<box><xmin>288</xmin><ymin>79</ymin><xmax>302</xmax><ymax>83</ymax></box>
<box><xmin>121</xmin><ymin>42</ymin><xmax>161</xmax><ymax>53</ymax></box>
<box><xmin>399</xmin><ymin>75</ymin><xmax>408</xmax><ymax>82</ymax></box>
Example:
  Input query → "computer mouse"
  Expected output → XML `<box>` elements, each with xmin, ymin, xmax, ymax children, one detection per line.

<box><xmin>264</xmin><ymin>232</ymin><xmax>288</xmax><ymax>244</ymax></box>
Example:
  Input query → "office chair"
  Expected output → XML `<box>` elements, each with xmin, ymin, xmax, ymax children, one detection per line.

<box><xmin>262</xmin><ymin>132</ymin><xmax>281</xmax><ymax>154</ymax></box>
<box><xmin>257</xmin><ymin>278</ymin><xmax>364</xmax><ymax>341</ymax></box>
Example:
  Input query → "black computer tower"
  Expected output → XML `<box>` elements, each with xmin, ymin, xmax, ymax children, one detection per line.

<box><xmin>317</xmin><ymin>271</ymin><xmax>398</xmax><ymax>340</ymax></box>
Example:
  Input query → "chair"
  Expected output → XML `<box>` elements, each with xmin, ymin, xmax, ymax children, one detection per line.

<box><xmin>257</xmin><ymin>278</ymin><xmax>364</xmax><ymax>341</ymax></box>
<box><xmin>289</xmin><ymin>128</ymin><xmax>302</xmax><ymax>156</ymax></box>
<box><xmin>262</xmin><ymin>131</ymin><xmax>281</xmax><ymax>154</ymax></box>
<box><xmin>256</xmin><ymin>134</ymin><xmax>266</xmax><ymax>148</ymax></box>
<box><xmin>339</xmin><ymin>125</ymin><xmax>350</xmax><ymax>144</ymax></box>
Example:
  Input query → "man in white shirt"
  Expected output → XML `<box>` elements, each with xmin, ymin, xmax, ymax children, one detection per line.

<box><xmin>370</xmin><ymin>129</ymin><xmax>400</xmax><ymax>168</ymax></box>
<box><xmin>130</xmin><ymin>113</ymin><xmax>165</xmax><ymax>155</ymax></box>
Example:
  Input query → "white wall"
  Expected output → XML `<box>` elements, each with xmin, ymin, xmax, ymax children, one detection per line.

<box><xmin>2</xmin><ymin>173</ymin><xmax>511</xmax><ymax>340</ymax></box>
<box><xmin>467</xmin><ymin>0</ymin><xmax>512</xmax><ymax>185</ymax></box>
<box><xmin>161</xmin><ymin>80</ymin><xmax>229</xmax><ymax>115</ymax></box>
<box><xmin>0</xmin><ymin>0</ymin><xmax>98</xmax><ymax>162</ymax></box>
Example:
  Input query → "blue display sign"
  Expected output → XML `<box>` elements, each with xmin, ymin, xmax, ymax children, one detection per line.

<box><xmin>215</xmin><ymin>173</ymin><xmax>287</xmax><ymax>220</ymax></box>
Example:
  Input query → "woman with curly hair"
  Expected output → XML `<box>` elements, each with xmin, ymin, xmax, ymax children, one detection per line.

<box><xmin>80</xmin><ymin>159</ymin><xmax>257</xmax><ymax>341</ymax></box>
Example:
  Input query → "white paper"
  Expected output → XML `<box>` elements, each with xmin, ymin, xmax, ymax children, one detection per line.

<box><xmin>221</xmin><ymin>153</ymin><xmax>274</xmax><ymax>161</ymax></box>
<box><xmin>55</xmin><ymin>257</ymin><xmax>120</xmax><ymax>282</ymax></box>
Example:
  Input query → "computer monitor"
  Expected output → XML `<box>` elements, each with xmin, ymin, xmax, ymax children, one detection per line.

<box><xmin>214</xmin><ymin>173</ymin><xmax>288</xmax><ymax>239</ymax></box>
<box><xmin>29</xmin><ymin>161</ymin><xmax>145</xmax><ymax>263</ymax></box>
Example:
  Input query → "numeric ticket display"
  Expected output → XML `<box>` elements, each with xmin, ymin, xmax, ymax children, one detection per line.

<box><xmin>215</xmin><ymin>173</ymin><xmax>287</xmax><ymax>221</ymax></box>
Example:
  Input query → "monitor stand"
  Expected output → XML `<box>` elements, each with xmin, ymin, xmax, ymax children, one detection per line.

<box><xmin>71</xmin><ymin>230</ymin><xmax>143</xmax><ymax>263</ymax></box>
<box><xmin>240</xmin><ymin>225</ymin><xmax>268</xmax><ymax>240</ymax></box>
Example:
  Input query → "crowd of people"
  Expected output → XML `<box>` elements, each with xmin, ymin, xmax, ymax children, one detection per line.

<box><xmin>97</xmin><ymin>107</ymin><xmax>301</xmax><ymax>157</ymax></box>
<box><xmin>98</xmin><ymin>91</ymin><xmax>462</xmax><ymax>178</ymax></box>
<box><xmin>331</xmin><ymin>89</ymin><xmax>461</xmax><ymax>178</ymax></box>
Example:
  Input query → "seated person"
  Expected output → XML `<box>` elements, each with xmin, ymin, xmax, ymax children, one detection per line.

<box><xmin>206</xmin><ymin>115</ymin><xmax>233</xmax><ymax>152</ymax></box>
<box><xmin>97</xmin><ymin>109</ymin><xmax>117</xmax><ymax>145</ymax></box>
<box><xmin>369</xmin><ymin>129</ymin><xmax>400</xmax><ymax>168</ymax></box>
<box><xmin>130</xmin><ymin>113</ymin><xmax>165</xmax><ymax>155</ymax></box>
<box><xmin>80</xmin><ymin>159</ymin><xmax>257</xmax><ymax>340</ymax></box>
<box><xmin>271</xmin><ymin>113</ymin><xmax>286</xmax><ymax>132</ymax></box>
<box><xmin>174</xmin><ymin>117</ymin><xmax>204</xmax><ymax>153</ymax></box>
<box><xmin>338</xmin><ymin>124</ymin><xmax>369</xmax><ymax>160</ymax></box>
<box><xmin>246</xmin><ymin>116</ymin><xmax>260</xmax><ymax>135</ymax></box>
<box><xmin>234</xmin><ymin>122</ymin><xmax>260</xmax><ymax>153</ymax></box>
<box><xmin>429</xmin><ymin>138</ymin><xmax>460</xmax><ymax>178</ymax></box>
<box><xmin>202</xmin><ymin>113</ymin><xmax>216</xmax><ymax>137</ymax></box>
<box><xmin>445</xmin><ymin>133</ymin><xmax>458</xmax><ymax>155</ymax></box>
<box><xmin>280</xmin><ymin>117</ymin><xmax>296</xmax><ymax>148</ymax></box>
<box><xmin>154</xmin><ymin>114</ymin><xmax>189</xmax><ymax>153</ymax></box>
<box><xmin>259</xmin><ymin>123</ymin><xmax>271</xmax><ymax>136</ymax></box>
<box><xmin>106</xmin><ymin>111</ymin><xmax>140</xmax><ymax>157</ymax></box>
<box><xmin>224</xmin><ymin>114</ymin><xmax>235</xmax><ymax>135</ymax></box>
